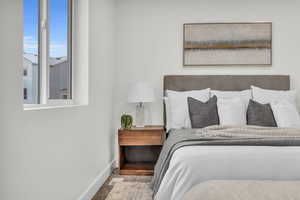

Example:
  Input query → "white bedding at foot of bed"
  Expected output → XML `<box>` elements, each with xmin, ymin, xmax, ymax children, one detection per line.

<box><xmin>154</xmin><ymin>146</ymin><xmax>300</xmax><ymax>200</ymax></box>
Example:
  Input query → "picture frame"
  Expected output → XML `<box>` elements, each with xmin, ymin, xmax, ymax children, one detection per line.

<box><xmin>183</xmin><ymin>22</ymin><xmax>272</xmax><ymax>66</ymax></box>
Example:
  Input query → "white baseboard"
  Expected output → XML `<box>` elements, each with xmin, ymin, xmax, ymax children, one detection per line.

<box><xmin>78</xmin><ymin>160</ymin><xmax>116</xmax><ymax>200</ymax></box>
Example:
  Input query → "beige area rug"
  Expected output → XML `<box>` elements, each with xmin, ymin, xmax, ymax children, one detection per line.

<box><xmin>105</xmin><ymin>182</ymin><xmax>153</xmax><ymax>200</ymax></box>
<box><xmin>92</xmin><ymin>171</ymin><xmax>153</xmax><ymax>200</ymax></box>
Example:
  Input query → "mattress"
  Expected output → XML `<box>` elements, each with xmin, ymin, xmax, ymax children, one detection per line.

<box><xmin>154</xmin><ymin>146</ymin><xmax>300</xmax><ymax>200</ymax></box>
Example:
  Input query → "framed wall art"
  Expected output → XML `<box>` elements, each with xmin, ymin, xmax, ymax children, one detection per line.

<box><xmin>183</xmin><ymin>22</ymin><xmax>272</xmax><ymax>66</ymax></box>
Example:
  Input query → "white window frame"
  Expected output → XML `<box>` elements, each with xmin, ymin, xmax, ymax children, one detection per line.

<box><xmin>24</xmin><ymin>0</ymin><xmax>75</xmax><ymax>109</ymax></box>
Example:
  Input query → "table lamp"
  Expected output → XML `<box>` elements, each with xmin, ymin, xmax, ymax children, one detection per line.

<box><xmin>128</xmin><ymin>82</ymin><xmax>155</xmax><ymax>127</ymax></box>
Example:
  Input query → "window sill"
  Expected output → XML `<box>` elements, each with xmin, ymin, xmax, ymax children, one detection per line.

<box><xmin>23</xmin><ymin>104</ymin><xmax>88</xmax><ymax>111</ymax></box>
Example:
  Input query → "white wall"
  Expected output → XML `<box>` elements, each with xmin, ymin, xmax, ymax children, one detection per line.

<box><xmin>0</xmin><ymin>0</ymin><xmax>116</xmax><ymax>200</ymax></box>
<box><xmin>114</xmin><ymin>0</ymin><xmax>300</xmax><ymax>128</ymax></box>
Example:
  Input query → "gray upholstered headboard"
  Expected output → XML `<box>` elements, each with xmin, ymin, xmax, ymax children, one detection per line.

<box><xmin>163</xmin><ymin>75</ymin><xmax>290</xmax><ymax>127</ymax></box>
<box><xmin>164</xmin><ymin>75</ymin><xmax>290</xmax><ymax>92</ymax></box>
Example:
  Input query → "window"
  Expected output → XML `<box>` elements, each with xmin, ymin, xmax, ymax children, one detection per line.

<box><xmin>23</xmin><ymin>0</ymin><xmax>73</xmax><ymax>106</ymax></box>
<box><xmin>23</xmin><ymin>0</ymin><xmax>39</xmax><ymax>104</ymax></box>
<box><xmin>24</xmin><ymin>88</ymin><xmax>28</xmax><ymax>100</ymax></box>
<box><xmin>23</xmin><ymin>69</ymin><xmax>28</xmax><ymax>76</ymax></box>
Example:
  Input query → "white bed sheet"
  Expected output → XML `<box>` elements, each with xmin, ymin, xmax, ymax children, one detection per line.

<box><xmin>154</xmin><ymin>146</ymin><xmax>300</xmax><ymax>200</ymax></box>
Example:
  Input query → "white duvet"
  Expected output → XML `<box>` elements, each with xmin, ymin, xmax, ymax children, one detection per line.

<box><xmin>154</xmin><ymin>146</ymin><xmax>300</xmax><ymax>200</ymax></box>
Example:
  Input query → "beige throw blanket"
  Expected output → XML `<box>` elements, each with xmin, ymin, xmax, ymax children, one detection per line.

<box><xmin>199</xmin><ymin>125</ymin><xmax>300</xmax><ymax>138</ymax></box>
<box><xmin>183</xmin><ymin>180</ymin><xmax>300</xmax><ymax>200</ymax></box>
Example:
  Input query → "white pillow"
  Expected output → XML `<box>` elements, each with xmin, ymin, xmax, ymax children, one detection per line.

<box><xmin>163</xmin><ymin>97</ymin><xmax>172</xmax><ymax>132</ymax></box>
<box><xmin>217</xmin><ymin>98</ymin><xmax>247</xmax><ymax>126</ymax></box>
<box><xmin>166</xmin><ymin>89</ymin><xmax>210</xmax><ymax>129</ymax></box>
<box><xmin>211</xmin><ymin>89</ymin><xmax>252</xmax><ymax>109</ymax></box>
<box><xmin>271</xmin><ymin>101</ymin><xmax>300</xmax><ymax>128</ymax></box>
<box><xmin>251</xmin><ymin>86</ymin><xmax>297</xmax><ymax>105</ymax></box>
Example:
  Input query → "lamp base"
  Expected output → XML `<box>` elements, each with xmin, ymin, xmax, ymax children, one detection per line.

<box><xmin>135</xmin><ymin>103</ymin><xmax>145</xmax><ymax>127</ymax></box>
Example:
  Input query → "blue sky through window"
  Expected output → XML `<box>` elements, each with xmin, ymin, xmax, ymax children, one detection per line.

<box><xmin>23</xmin><ymin>0</ymin><xmax>68</xmax><ymax>58</ymax></box>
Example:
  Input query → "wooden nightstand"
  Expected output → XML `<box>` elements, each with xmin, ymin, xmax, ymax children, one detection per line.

<box><xmin>118</xmin><ymin>126</ymin><xmax>165</xmax><ymax>175</ymax></box>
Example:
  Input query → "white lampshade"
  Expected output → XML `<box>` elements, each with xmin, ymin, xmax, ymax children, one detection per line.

<box><xmin>128</xmin><ymin>82</ymin><xmax>155</xmax><ymax>103</ymax></box>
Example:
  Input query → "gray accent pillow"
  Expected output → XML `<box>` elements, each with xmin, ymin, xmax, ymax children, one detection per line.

<box><xmin>187</xmin><ymin>96</ymin><xmax>219</xmax><ymax>128</ymax></box>
<box><xmin>247</xmin><ymin>99</ymin><xmax>277</xmax><ymax>127</ymax></box>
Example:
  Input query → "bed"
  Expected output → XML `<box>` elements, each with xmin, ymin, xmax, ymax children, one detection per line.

<box><xmin>151</xmin><ymin>75</ymin><xmax>300</xmax><ymax>200</ymax></box>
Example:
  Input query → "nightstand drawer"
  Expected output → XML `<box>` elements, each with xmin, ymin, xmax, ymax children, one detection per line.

<box><xmin>119</xmin><ymin>131</ymin><xmax>164</xmax><ymax>146</ymax></box>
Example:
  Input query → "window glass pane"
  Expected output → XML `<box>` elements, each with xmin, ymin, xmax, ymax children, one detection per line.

<box><xmin>49</xmin><ymin>0</ymin><xmax>72</xmax><ymax>100</ymax></box>
<box><xmin>23</xmin><ymin>0</ymin><xmax>39</xmax><ymax>104</ymax></box>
